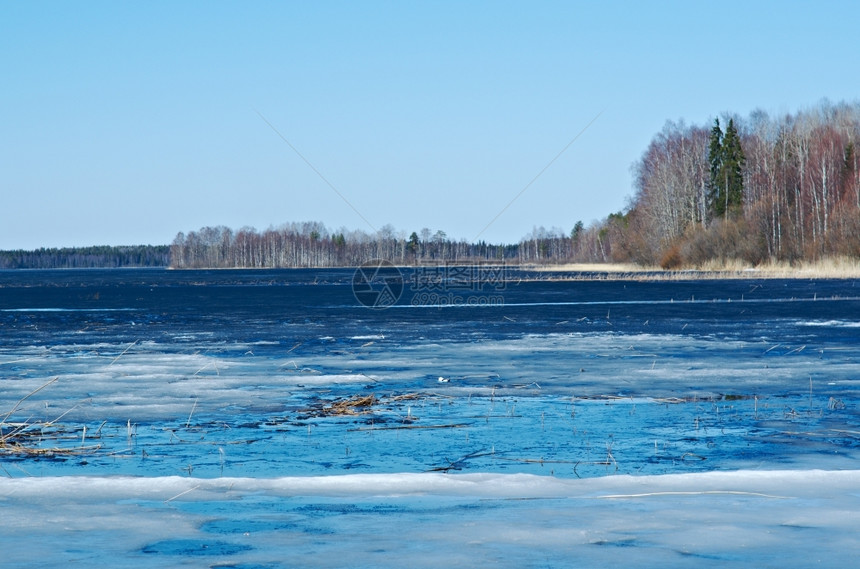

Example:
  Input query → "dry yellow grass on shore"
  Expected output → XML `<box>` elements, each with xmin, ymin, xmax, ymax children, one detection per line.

<box><xmin>531</xmin><ymin>263</ymin><xmax>653</xmax><ymax>273</ymax></box>
<box><xmin>529</xmin><ymin>257</ymin><xmax>860</xmax><ymax>280</ymax></box>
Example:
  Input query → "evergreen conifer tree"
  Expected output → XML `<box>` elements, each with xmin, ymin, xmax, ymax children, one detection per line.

<box><xmin>707</xmin><ymin>118</ymin><xmax>725</xmax><ymax>218</ymax></box>
<box><xmin>707</xmin><ymin>117</ymin><xmax>745</xmax><ymax>219</ymax></box>
<box><xmin>722</xmin><ymin>118</ymin><xmax>745</xmax><ymax>215</ymax></box>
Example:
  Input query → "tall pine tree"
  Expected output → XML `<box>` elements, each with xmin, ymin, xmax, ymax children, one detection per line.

<box><xmin>722</xmin><ymin>118</ymin><xmax>745</xmax><ymax>215</ymax></box>
<box><xmin>707</xmin><ymin>119</ymin><xmax>724</xmax><ymax>217</ymax></box>
<box><xmin>707</xmin><ymin>117</ymin><xmax>745</xmax><ymax>219</ymax></box>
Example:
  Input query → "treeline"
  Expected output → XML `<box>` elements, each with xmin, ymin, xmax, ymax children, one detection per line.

<box><xmin>168</xmin><ymin>220</ymin><xmax>620</xmax><ymax>268</ymax></box>
<box><xmin>0</xmin><ymin>245</ymin><xmax>170</xmax><ymax>269</ymax></box>
<box><xmin>169</xmin><ymin>222</ymin><xmax>528</xmax><ymax>268</ymax></box>
<box><xmin>585</xmin><ymin>100</ymin><xmax>860</xmax><ymax>267</ymax></box>
<box><xmin>0</xmin><ymin>225</ymin><xmax>594</xmax><ymax>270</ymax></box>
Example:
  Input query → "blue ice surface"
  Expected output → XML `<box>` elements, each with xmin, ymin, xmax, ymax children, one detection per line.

<box><xmin>1</xmin><ymin>268</ymin><xmax>859</xmax><ymax>567</ymax></box>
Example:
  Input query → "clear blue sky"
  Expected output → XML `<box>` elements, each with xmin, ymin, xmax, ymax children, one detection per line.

<box><xmin>3</xmin><ymin>0</ymin><xmax>859</xmax><ymax>249</ymax></box>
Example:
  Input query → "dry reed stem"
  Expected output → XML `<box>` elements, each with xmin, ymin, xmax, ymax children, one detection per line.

<box><xmin>108</xmin><ymin>341</ymin><xmax>137</xmax><ymax>366</ymax></box>
<box><xmin>1</xmin><ymin>442</ymin><xmax>102</xmax><ymax>457</ymax></box>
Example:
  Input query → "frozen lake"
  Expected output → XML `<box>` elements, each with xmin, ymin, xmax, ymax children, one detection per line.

<box><xmin>1</xmin><ymin>268</ymin><xmax>859</xmax><ymax>567</ymax></box>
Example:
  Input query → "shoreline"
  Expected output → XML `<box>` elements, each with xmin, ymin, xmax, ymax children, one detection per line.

<box><xmin>525</xmin><ymin>258</ymin><xmax>860</xmax><ymax>280</ymax></box>
<box><xmin>4</xmin><ymin>260</ymin><xmax>860</xmax><ymax>280</ymax></box>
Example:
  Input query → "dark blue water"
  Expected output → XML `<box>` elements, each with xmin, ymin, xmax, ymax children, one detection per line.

<box><xmin>2</xmin><ymin>268</ymin><xmax>859</xmax><ymax>348</ymax></box>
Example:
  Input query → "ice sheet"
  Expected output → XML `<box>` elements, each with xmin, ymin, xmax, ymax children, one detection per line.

<box><xmin>1</xmin><ymin>470</ymin><xmax>858</xmax><ymax>568</ymax></box>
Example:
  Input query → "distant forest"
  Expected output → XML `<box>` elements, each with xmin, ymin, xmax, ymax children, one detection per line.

<box><xmin>7</xmin><ymin>100</ymin><xmax>860</xmax><ymax>270</ymax></box>
<box><xmin>169</xmin><ymin>222</ymin><xmax>522</xmax><ymax>268</ymax></box>
<box><xmin>0</xmin><ymin>245</ymin><xmax>169</xmax><ymax>269</ymax></box>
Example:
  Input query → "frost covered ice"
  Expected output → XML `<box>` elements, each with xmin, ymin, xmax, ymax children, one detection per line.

<box><xmin>1</xmin><ymin>470</ymin><xmax>859</xmax><ymax>568</ymax></box>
